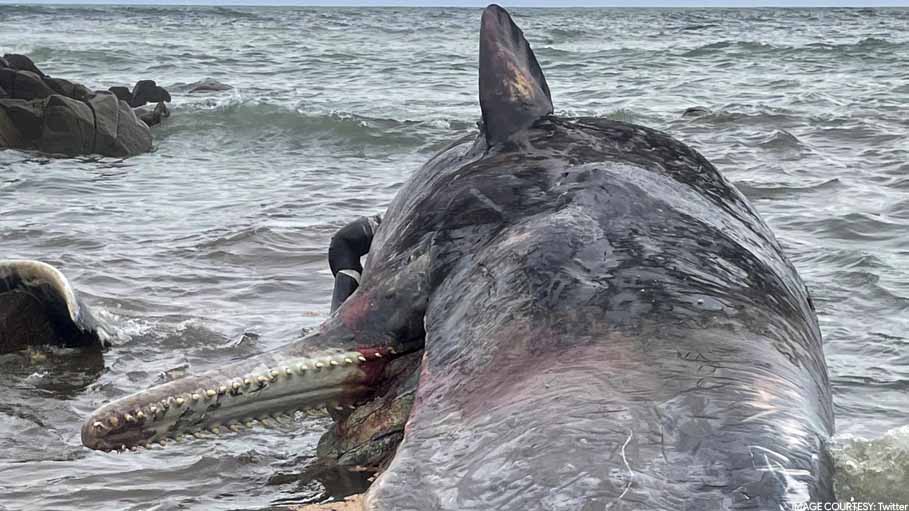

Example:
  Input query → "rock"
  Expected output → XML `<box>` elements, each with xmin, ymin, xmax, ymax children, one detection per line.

<box><xmin>129</xmin><ymin>79</ymin><xmax>171</xmax><ymax>107</ymax></box>
<box><xmin>0</xmin><ymin>69</ymin><xmax>11</xmax><ymax>94</ymax></box>
<box><xmin>187</xmin><ymin>78</ymin><xmax>232</xmax><ymax>93</ymax></box>
<box><xmin>89</xmin><ymin>91</ymin><xmax>120</xmax><ymax>156</ymax></box>
<box><xmin>0</xmin><ymin>99</ymin><xmax>44</xmax><ymax>142</ymax></box>
<box><xmin>108</xmin><ymin>86</ymin><xmax>131</xmax><ymax>102</ymax></box>
<box><xmin>682</xmin><ymin>106</ymin><xmax>711</xmax><ymax>118</ymax></box>
<box><xmin>39</xmin><ymin>94</ymin><xmax>95</xmax><ymax>155</ymax></box>
<box><xmin>2</xmin><ymin>54</ymin><xmax>45</xmax><ymax>77</ymax></box>
<box><xmin>16</xmin><ymin>71</ymin><xmax>55</xmax><ymax>100</ymax></box>
<box><xmin>1</xmin><ymin>93</ymin><xmax>153</xmax><ymax>157</ymax></box>
<box><xmin>0</xmin><ymin>55</ymin><xmax>166</xmax><ymax>157</ymax></box>
<box><xmin>0</xmin><ymin>105</ymin><xmax>24</xmax><ymax>148</ymax></box>
<box><xmin>136</xmin><ymin>101</ymin><xmax>168</xmax><ymax>127</ymax></box>
<box><xmin>89</xmin><ymin>91</ymin><xmax>152</xmax><ymax>157</ymax></box>
<box><xmin>45</xmin><ymin>77</ymin><xmax>90</xmax><ymax>101</ymax></box>
<box><xmin>113</xmin><ymin>97</ymin><xmax>153</xmax><ymax>155</ymax></box>
<box><xmin>0</xmin><ymin>69</ymin><xmax>55</xmax><ymax>100</ymax></box>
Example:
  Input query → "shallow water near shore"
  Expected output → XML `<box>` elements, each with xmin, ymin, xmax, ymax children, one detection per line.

<box><xmin>1</xmin><ymin>5</ymin><xmax>908</xmax><ymax>510</ymax></box>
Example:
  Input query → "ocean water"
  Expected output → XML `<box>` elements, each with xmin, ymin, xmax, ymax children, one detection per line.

<box><xmin>1</xmin><ymin>4</ymin><xmax>908</xmax><ymax>510</ymax></box>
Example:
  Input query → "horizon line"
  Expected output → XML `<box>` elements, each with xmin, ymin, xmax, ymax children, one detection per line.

<box><xmin>2</xmin><ymin>1</ymin><xmax>908</xmax><ymax>7</ymax></box>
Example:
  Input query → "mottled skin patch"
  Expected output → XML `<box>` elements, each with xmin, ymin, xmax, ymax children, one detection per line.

<box><xmin>317</xmin><ymin>115</ymin><xmax>833</xmax><ymax>511</ymax></box>
<box><xmin>337</xmin><ymin>292</ymin><xmax>372</xmax><ymax>332</ymax></box>
<box><xmin>503</xmin><ymin>60</ymin><xmax>534</xmax><ymax>104</ymax></box>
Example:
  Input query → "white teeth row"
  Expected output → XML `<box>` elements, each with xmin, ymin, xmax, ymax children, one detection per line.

<box><xmin>94</xmin><ymin>350</ymin><xmax>386</xmax><ymax>451</ymax></box>
<box><xmin>105</xmin><ymin>405</ymin><xmax>356</xmax><ymax>453</ymax></box>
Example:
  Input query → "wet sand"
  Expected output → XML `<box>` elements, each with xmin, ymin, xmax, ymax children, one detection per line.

<box><xmin>293</xmin><ymin>495</ymin><xmax>364</xmax><ymax>511</ymax></box>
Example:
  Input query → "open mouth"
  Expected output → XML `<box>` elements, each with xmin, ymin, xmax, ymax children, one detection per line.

<box><xmin>81</xmin><ymin>342</ymin><xmax>401</xmax><ymax>452</ymax></box>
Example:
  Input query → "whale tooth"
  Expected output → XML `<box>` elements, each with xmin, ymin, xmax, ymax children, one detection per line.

<box><xmin>136</xmin><ymin>411</ymin><xmax>146</xmax><ymax>420</ymax></box>
<box><xmin>284</xmin><ymin>367</ymin><xmax>293</xmax><ymax>376</ymax></box>
<box><xmin>109</xmin><ymin>416</ymin><xmax>120</xmax><ymax>428</ymax></box>
<box><xmin>357</xmin><ymin>355</ymin><xmax>367</xmax><ymax>363</ymax></box>
<box><xmin>257</xmin><ymin>375</ymin><xmax>268</xmax><ymax>384</ymax></box>
<box><xmin>175</xmin><ymin>397</ymin><xmax>186</xmax><ymax>406</ymax></box>
<box><xmin>93</xmin><ymin>421</ymin><xmax>105</xmax><ymax>430</ymax></box>
<box><xmin>260</xmin><ymin>418</ymin><xmax>275</xmax><ymax>428</ymax></box>
<box><xmin>232</xmin><ymin>381</ymin><xmax>241</xmax><ymax>391</ymax></box>
<box><xmin>191</xmin><ymin>392</ymin><xmax>201</xmax><ymax>401</ymax></box>
<box><xmin>297</xmin><ymin>363</ymin><xmax>307</xmax><ymax>372</ymax></box>
<box><xmin>270</xmin><ymin>369</ymin><xmax>280</xmax><ymax>379</ymax></box>
<box><xmin>124</xmin><ymin>414</ymin><xmax>136</xmax><ymax>423</ymax></box>
<box><xmin>315</xmin><ymin>361</ymin><xmax>325</xmax><ymax>369</ymax></box>
<box><xmin>329</xmin><ymin>359</ymin><xmax>339</xmax><ymax>367</ymax></box>
<box><xmin>210</xmin><ymin>426</ymin><xmax>221</xmax><ymax>435</ymax></box>
<box><xmin>343</xmin><ymin>357</ymin><xmax>353</xmax><ymax>365</ymax></box>
<box><xmin>175</xmin><ymin>434</ymin><xmax>185</xmax><ymax>442</ymax></box>
<box><xmin>243</xmin><ymin>377</ymin><xmax>252</xmax><ymax>386</ymax></box>
<box><xmin>149</xmin><ymin>405</ymin><xmax>158</xmax><ymax>415</ymax></box>
<box><xmin>228</xmin><ymin>423</ymin><xmax>242</xmax><ymax>432</ymax></box>
<box><xmin>206</xmin><ymin>389</ymin><xmax>216</xmax><ymax>398</ymax></box>
<box><xmin>374</xmin><ymin>353</ymin><xmax>383</xmax><ymax>359</ymax></box>
<box><xmin>218</xmin><ymin>385</ymin><xmax>228</xmax><ymax>395</ymax></box>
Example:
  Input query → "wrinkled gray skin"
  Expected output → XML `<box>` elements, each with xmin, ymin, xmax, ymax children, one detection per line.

<box><xmin>82</xmin><ymin>5</ymin><xmax>833</xmax><ymax>510</ymax></box>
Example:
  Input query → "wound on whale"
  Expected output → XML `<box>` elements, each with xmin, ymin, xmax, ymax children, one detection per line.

<box><xmin>82</xmin><ymin>5</ymin><xmax>834</xmax><ymax>510</ymax></box>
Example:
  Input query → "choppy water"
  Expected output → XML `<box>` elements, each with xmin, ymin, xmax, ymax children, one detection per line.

<box><xmin>1</xmin><ymin>4</ymin><xmax>908</xmax><ymax>510</ymax></box>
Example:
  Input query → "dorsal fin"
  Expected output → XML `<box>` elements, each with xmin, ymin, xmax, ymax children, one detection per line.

<box><xmin>479</xmin><ymin>4</ymin><xmax>553</xmax><ymax>146</ymax></box>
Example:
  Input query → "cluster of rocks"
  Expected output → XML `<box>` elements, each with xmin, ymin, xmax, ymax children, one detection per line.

<box><xmin>0</xmin><ymin>54</ymin><xmax>171</xmax><ymax>157</ymax></box>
